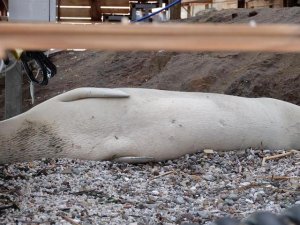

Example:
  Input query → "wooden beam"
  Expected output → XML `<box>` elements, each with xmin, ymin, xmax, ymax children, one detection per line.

<box><xmin>169</xmin><ymin>0</ymin><xmax>181</xmax><ymax>20</ymax></box>
<box><xmin>59</xmin><ymin>0</ymin><xmax>130</xmax><ymax>6</ymax></box>
<box><xmin>90</xmin><ymin>0</ymin><xmax>101</xmax><ymax>21</ymax></box>
<box><xmin>2</xmin><ymin>23</ymin><xmax>300</xmax><ymax>54</ymax></box>
<box><xmin>60</xmin><ymin>0</ymin><xmax>90</xmax><ymax>6</ymax></box>
<box><xmin>1</xmin><ymin>0</ymin><xmax>8</xmax><ymax>10</ymax></box>
<box><xmin>59</xmin><ymin>7</ymin><xmax>91</xmax><ymax>17</ymax></box>
<box><xmin>58</xmin><ymin>7</ymin><xmax>130</xmax><ymax>19</ymax></box>
<box><xmin>181</xmin><ymin>0</ymin><xmax>212</xmax><ymax>4</ymax></box>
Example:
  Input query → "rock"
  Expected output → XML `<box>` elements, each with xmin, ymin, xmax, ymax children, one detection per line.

<box><xmin>198</xmin><ymin>210</ymin><xmax>210</xmax><ymax>219</ymax></box>
<box><xmin>151</xmin><ymin>169</ymin><xmax>159</xmax><ymax>176</ymax></box>
<box><xmin>245</xmin><ymin>199</ymin><xmax>254</xmax><ymax>204</ymax></box>
<box><xmin>227</xmin><ymin>193</ymin><xmax>239</xmax><ymax>201</ymax></box>
<box><xmin>203</xmin><ymin>174</ymin><xmax>215</xmax><ymax>181</ymax></box>
<box><xmin>254</xmin><ymin>191</ymin><xmax>265</xmax><ymax>202</ymax></box>
<box><xmin>181</xmin><ymin>223</ymin><xmax>198</xmax><ymax>225</ymax></box>
<box><xmin>61</xmin><ymin>168</ymin><xmax>72</xmax><ymax>174</ymax></box>
<box><xmin>180</xmin><ymin>213</ymin><xmax>194</xmax><ymax>221</ymax></box>
<box><xmin>71</xmin><ymin>168</ymin><xmax>81</xmax><ymax>175</ymax></box>
<box><xmin>151</xmin><ymin>190</ymin><xmax>160</xmax><ymax>196</ymax></box>
<box><xmin>225</xmin><ymin>198</ymin><xmax>235</xmax><ymax>206</ymax></box>
<box><xmin>176</xmin><ymin>197</ymin><xmax>185</xmax><ymax>204</ymax></box>
<box><xmin>240</xmin><ymin>182</ymin><xmax>251</xmax><ymax>187</ymax></box>
<box><xmin>204</xmin><ymin>149</ymin><xmax>214</xmax><ymax>154</ymax></box>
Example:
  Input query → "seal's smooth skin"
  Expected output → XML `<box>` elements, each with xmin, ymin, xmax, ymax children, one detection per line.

<box><xmin>0</xmin><ymin>88</ymin><xmax>299</xmax><ymax>164</ymax></box>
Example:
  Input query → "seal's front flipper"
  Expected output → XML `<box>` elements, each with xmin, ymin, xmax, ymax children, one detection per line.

<box><xmin>57</xmin><ymin>88</ymin><xmax>130</xmax><ymax>102</ymax></box>
<box><xmin>114</xmin><ymin>156</ymin><xmax>155</xmax><ymax>164</ymax></box>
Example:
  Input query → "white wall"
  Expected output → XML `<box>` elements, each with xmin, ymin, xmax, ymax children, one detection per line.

<box><xmin>9</xmin><ymin>0</ymin><xmax>56</xmax><ymax>22</ymax></box>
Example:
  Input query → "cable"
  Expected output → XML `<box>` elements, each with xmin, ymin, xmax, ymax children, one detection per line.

<box><xmin>133</xmin><ymin>0</ymin><xmax>182</xmax><ymax>22</ymax></box>
<box><xmin>20</xmin><ymin>51</ymin><xmax>57</xmax><ymax>86</ymax></box>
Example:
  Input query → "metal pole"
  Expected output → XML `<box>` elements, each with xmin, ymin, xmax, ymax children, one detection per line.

<box><xmin>4</xmin><ymin>61</ymin><xmax>22</xmax><ymax>119</ymax></box>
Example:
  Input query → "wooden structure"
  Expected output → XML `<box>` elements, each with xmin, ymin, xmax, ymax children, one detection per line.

<box><xmin>181</xmin><ymin>0</ymin><xmax>288</xmax><ymax>17</ymax></box>
<box><xmin>1</xmin><ymin>23</ymin><xmax>300</xmax><ymax>56</ymax></box>
<box><xmin>0</xmin><ymin>0</ymin><xmax>8</xmax><ymax>21</ymax></box>
<box><xmin>182</xmin><ymin>0</ymin><xmax>212</xmax><ymax>17</ymax></box>
<box><xmin>57</xmin><ymin>0</ymin><xmax>172</xmax><ymax>23</ymax></box>
<box><xmin>245</xmin><ymin>0</ymin><xmax>283</xmax><ymax>8</ymax></box>
<box><xmin>58</xmin><ymin>0</ymin><xmax>129</xmax><ymax>22</ymax></box>
<box><xmin>2</xmin><ymin>0</ymin><xmax>299</xmax><ymax>23</ymax></box>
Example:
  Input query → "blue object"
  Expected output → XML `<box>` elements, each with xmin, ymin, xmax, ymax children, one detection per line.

<box><xmin>133</xmin><ymin>0</ymin><xmax>182</xmax><ymax>22</ymax></box>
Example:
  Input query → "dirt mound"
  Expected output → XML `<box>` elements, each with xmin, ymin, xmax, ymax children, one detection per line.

<box><xmin>1</xmin><ymin>7</ymin><xmax>300</xmax><ymax>119</ymax></box>
<box><xmin>183</xmin><ymin>7</ymin><xmax>300</xmax><ymax>23</ymax></box>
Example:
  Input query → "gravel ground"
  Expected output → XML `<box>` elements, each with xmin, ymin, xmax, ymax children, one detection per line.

<box><xmin>0</xmin><ymin>149</ymin><xmax>299</xmax><ymax>225</ymax></box>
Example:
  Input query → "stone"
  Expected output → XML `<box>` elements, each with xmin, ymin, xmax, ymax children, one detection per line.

<box><xmin>176</xmin><ymin>197</ymin><xmax>185</xmax><ymax>204</ymax></box>
<box><xmin>204</xmin><ymin>149</ymin><xmax>214</xmax><ymax>154</ymax></box>
<box><xmin>225</xmin><ymin>198</ymin><xmax>235</xmax><ymax>206</ymax></box>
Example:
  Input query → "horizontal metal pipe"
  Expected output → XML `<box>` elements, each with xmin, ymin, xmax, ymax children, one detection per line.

<box><xmin>1</xmin><ymin>23</ymin><xmax>300</xmax><ymax>57</ymax></box>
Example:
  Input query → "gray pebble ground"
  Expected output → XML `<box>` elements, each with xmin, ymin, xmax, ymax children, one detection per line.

<box><xmin>0</xmin><ymin>149</ymin><xmax>299</xmax><ymax>225</ymax></box>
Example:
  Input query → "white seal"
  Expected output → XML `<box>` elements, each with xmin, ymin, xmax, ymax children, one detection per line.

<box><xmin>0</xmin><ymin>88</ymin><xmax>299</xmax><ymax>164</ymax></box>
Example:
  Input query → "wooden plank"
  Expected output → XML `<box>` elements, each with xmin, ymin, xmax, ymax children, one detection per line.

<box><xmin>2</xmin><ymin>23</ymin><xmax>300</xmax><ymax>54</ymax></box>
<box><xmin>169</xmin><ymin>0</ymin><xmax>181</xmax><ymax>20</ymax></box>
<box><xmin>59</xmin><ymin>0</ymin><xmax>130</xmax><ymax>6</ymax></box>
<box><xmin>59</xmin><ymin>5</ymin><xmax>129</xmax><ymax>18</ymax></box>
<box><xmin>101</xmin><ymin>8</ymin><xmax>129</xmax><ymax>14</ymax></box>
<box><xmin>59</xmin><ymin>0</ymin><xmax>90</xmax><ymax>6</ymax></box>
<box><xmin>1</xmin><ymin>0</ymin><xmax>8</xmax><ymax>9</ymax></box>
<box><xmin>182</xmin><ymin>0</ymin><xmax>212</xmax><ymax>4</ymax></box>
<box><xmin>59</xmin><ymin>19</ymin><xmax>92</xmax><ymax>23</ymax></box>
<box><xmin>59</xmin><ymin>8</ymin><xmax>91</xmax><ymax>17</ymax></box>
<box><xmin>100</xmin><ymin>0</ymin><xmax>130</xmax><ymax>6</ymax></box>
<box><xmin>90</xmin><ymin>0</ymin><xmax>101</xmax><ymax>21</ymax></box>
<box><xmin>0</xmin><ymin>16</ymin><xmax>8</xmax><ymax>21</ymax></box>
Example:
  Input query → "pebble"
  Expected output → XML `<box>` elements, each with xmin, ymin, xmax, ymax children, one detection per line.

<box><xmin>176</xmin><ymin>196</ymin><xmax>185</xmax><ymax>204</ymax></box>
<box><xmin>181</xmin><ymin>223</ymin><xmax>199</xmax><ymax>225</ymax></box>
<box><xmin>204</xmin><ymin>149</ymin><xmax>214</xmax><ymax>154</ymax></box>
<box><xmin>225</xmin><ymin>198</ymin><xmax>235</xmax><ymax>206</ymax></box>
<box><xmin>61</xmin><ymin>168</ymin><xmax>72</xmax><ymax>174</ymax></box>
<box><xmin>198</xmin><ymin>210</ymin><xmax>210</xmax><ymax>219</ymax></box>
<box><xmin>202</xmin><ymin>174</ymin><xmax>215</xmax><ymax>181</ymax></box>
<box><xmin>245</xmin><ymin>199</ymin><xmax>254</xmax><ymax>204</ymax></box>
<box><xmin>151</xmin><ymin>190</ymin><xmax>160</xmax><ymax>196</ymax></box>
<box><xmin>227</xmin><ymin>193</ymin><xmax>239</xmax><ymax>201</ymax></box>
<box><xmin>71</xmin><ymin>168</ymin><xmax>81</xmax><ymax>175</ymax></box>
<box><xmin>254</xmin><ymin>191</ymin><xmax>265</xmax><ymax>202</ymax></box>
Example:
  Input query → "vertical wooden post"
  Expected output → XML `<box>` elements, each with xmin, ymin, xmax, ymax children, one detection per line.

<box><xmin>238</xmin><ymin>0</ymin><xmax>245</xmax><ymax>8</ymax></box>
<box><xmin>1</xmin><ymin>0</ymin><xmax>8</xmax><ymax>13</ymax></box>
<box><xmin>169</xmin><ymin>0</ymin><xmax>181</xmax><ymax>20</ymax></box>
<box><xmin>90</xmin><ymin>0</ymin><xmax>101</xmax><ymax>22</ymax></box>
<box><xmin>5</xmin><ymin>62</ymin><xmax>23</xmax><ymax>119</ymax></box>
<box><xmin>187</xmin><ymin>4</ymin><xmax>191</xmax><ymax>17</ymax></box>
<box><xmin>57</xmin><ymin>0</ymin><xmax>61</xmax><ymax>21</ymax></box>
